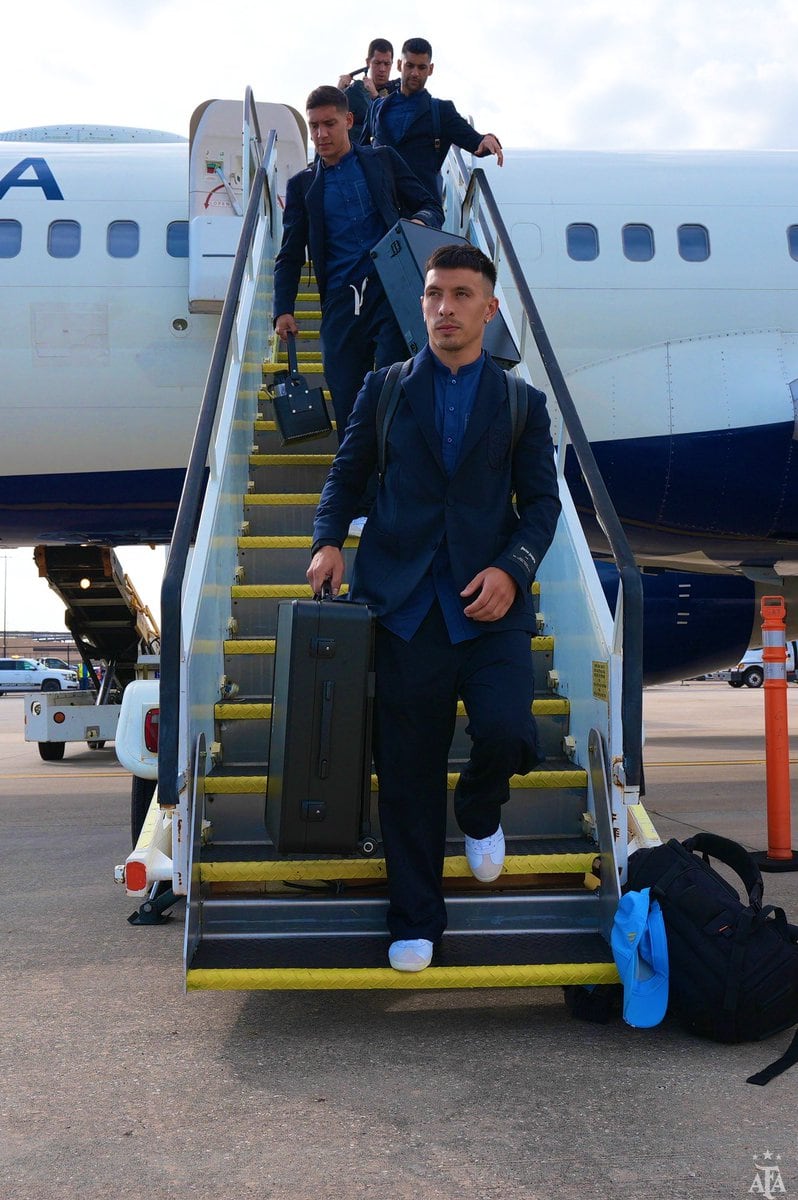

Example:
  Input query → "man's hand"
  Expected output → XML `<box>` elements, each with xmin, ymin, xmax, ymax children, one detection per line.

<box><xmin>461</xmin><ymin>567</ymin><xmax>517</xmax><ymax>621</ymax></box>
<box><xmin>475</xmin><ymin>134</ymin><xmax>504</xmax><ymax>167</ymax></box>
<box><xmin>337</xmin><ymin>73</ymin><xmax>353</xmax><ymax>89</ymax></box>
<box><xmin>307</xmin><ymin>547</ymin><xmax>346</xmax><ymax>597</ymax></box>
<box><xmin>363</xmin><ymin>77</ymin><xmax>378</xmax><ymax>99</ymax></box>
<box><xmin>275</xmin><ymin>313</ymin><xmax>299</xmax><ymax>341</ymax></box>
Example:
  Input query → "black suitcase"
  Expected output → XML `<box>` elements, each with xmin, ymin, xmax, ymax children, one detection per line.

<box><xmin>266</xmin><ymin>594</ymin><xmax>376</xmax><ymax>854</ymax></box>
<box><xmin>370</xmin><ymin>219</ymin><xmax>521</xmax><ymax>368</ymax></box>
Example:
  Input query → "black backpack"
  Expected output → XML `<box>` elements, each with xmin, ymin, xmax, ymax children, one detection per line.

<box><xmin>627</xmin><ymin>832</ymin><xmax>798</xmax><ymax>1084</ymax></box>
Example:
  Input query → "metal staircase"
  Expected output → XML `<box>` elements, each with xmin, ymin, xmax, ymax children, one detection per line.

<box><xmin>143</xmin><ymin>89</ymin><xmax>646</xmax><ymax>991</ymax></box>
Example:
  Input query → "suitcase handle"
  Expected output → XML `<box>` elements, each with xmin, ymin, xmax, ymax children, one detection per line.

<box><xmin>315</xmin><ymin>580</ymin><xmax>334</xmax><ymax>602</ymax></box>
<box><xmin>285</xmin><ymin>331</ymin><xmax>301</xmax><ymax>380</ymax></box>
<box><xmin>318</xmin><ymin>680</ymin><xmax>334</xmax><ymax>778</ymax></box>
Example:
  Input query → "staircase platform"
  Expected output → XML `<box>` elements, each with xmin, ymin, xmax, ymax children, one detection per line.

<box><xmin>187</xmin><ymin>928</ymin><xmax>617</xmax><ymax>991</ymax></box>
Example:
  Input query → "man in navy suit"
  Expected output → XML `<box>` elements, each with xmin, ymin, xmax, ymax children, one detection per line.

<box><xmin>307</xmin><ymin>244</ymin><xmax>561</xmax><ymax>972</ymax></box>
<box><xmin>365</xmin><ymin>37</ymin><xmax>503</xmax><ymax>199</ymax></box>
<box><xmin>273</xmin><ymin>85</ymin><xmax>443</xmax><ymax>446</ymax></box>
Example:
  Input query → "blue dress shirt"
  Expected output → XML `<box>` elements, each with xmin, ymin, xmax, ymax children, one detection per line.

<box><xmin>322</xmin><ymin>149</ymin><xmax>387</xmax><ymax>293</ymax></box>
<box><xmin>381</xmin><ymin>351</ymin><xmax>488</xmax><ymax>644</ymax></box>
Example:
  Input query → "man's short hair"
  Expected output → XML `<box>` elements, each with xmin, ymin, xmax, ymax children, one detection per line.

<box><xmin>425</xmin><ymin>243</ymin><xmax>496</xmax><ymax>290</ymax></box>
<box><xmin>306</xmin><ymin>85</ymin><xmax>348</xmax><ymax>113</ymax></box>
<box><xmin>402</xmin><ymin>37</ymin><xmax>433</xmax><ymax>58</ymax></box>
<box><xmin>368</xmin><ymin>38</ymin><xmax>393</xmax><ymax>58</ymax></box>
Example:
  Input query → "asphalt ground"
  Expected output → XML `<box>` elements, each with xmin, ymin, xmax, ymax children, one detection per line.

<box><xmin>1</xmin><ymin>682</ymin><xmax>797</xmax><ymax>1200</ymax></box>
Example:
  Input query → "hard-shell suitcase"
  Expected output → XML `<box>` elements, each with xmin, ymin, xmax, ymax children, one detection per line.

<box><xmin>370</xmin><ymin>219</ymin><xmax>521</xmax><ymax>368</ymax></box>
<box><xmin>266</xmin><ymin>594</ymin><xmax>376</xmax><ymax>854</ymax></box>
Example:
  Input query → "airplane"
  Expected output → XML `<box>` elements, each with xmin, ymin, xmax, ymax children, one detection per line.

<box><xmin>2</xmin><ymin>102</ymin><xmax>797</xmax><ymax>680</ymax></box>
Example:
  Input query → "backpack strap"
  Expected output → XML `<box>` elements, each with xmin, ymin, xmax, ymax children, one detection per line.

<box><xmin>376</xmin><ymin>359</ymin><xmax>413</xmax><ymax>481</ymax></box>
<box><xmin>682</xmin><ymin>832</ymin><xmax>764</xmax><ymax>910</ymax></box>
<box><xmin>748</xmin><ymin>1027</ymin><xmax>798</xmax><ymax>1086</ymax></box>
<box><xmin>505</xmin><ymin>370</ymin><xmax>529</xmax><ymax>453</ymax></box>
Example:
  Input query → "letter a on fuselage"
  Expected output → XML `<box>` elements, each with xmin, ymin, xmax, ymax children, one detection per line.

<box><xmin>0</xmin><ymin>157</ymin><xmax>64</xmax><ymax>200</ymax></box>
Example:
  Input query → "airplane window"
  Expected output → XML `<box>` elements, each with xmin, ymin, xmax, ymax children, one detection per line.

<box><xmin>622</xmin><ymin>224</ymin><xmax>654</xmax><ymax>262</ymax></box>
<box><xmin>48</xmin><ymin>219</ymin><xmax>81</xmax><ymax>259</ymax></box>
<box><xmin>107</xmin><ymin>220</ymin><xmax>139</xmax><ymax>258</ymax></box>
<box><xmin>0</xmin><ymin>219</ymin><xmax>22</xmax><ymax>258</ymax></box>
<box><xmin>788</xmin><ymin>226</ymin><xmax>798</xmax><ymax>261</ymax></box>
<box><xmin>677</xmin><ymin>224</ymin><xmax>710</xmax><ymax>262</ymax></box>
<box><xmin>167</xmin><ymin>221</ymin><xmax>189</xmax><ymax>258</ymax></box>
<box><xmin>566</xmin><ymin>224</ymin><xmax>599</xmax><ymax>261</ymax></box>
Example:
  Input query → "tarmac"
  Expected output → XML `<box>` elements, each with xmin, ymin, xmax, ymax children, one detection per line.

<box><xmin>1</xmin><ymin>681</ymin><xmax>797</xmax><ymax>1200</ymax></box>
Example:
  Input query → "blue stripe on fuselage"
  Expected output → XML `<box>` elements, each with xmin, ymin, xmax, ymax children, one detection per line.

<box><xmin>0</xmin><ymin>467</ymin><xmax>188</xmax><ymax>544</ymax></box>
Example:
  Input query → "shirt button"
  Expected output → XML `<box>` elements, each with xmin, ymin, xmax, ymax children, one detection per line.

<box><xmin>448</xmin><ymin>406</ymin><xmax>454</xmax><ymax>412</ymax></box>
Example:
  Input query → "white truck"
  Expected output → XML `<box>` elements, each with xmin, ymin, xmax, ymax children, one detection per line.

<box><xmin>728</xmin><ymin>641</ymin><xmax>798</xmax><ymax>688</ymax></box>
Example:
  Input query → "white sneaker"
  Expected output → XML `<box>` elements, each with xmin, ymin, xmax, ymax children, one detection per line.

<box><xmin>348</xmin><ymin>516</ymin><xmax>367</xmax><ymax>537</ymax></box>
<box><xmin>388</xmin><ymin>938</ymin><xmax>434</xmax><ymax>972</ymax></box>
<box><xmin>464</xmin><ymin>826</ymin><xmax>505</xmax><ymax>882</ymax></box>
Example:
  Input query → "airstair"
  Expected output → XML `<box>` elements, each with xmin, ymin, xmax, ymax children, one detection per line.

<box><xmin>135</xmin><ymin>91</ymin><xmax>651</xmax><ymax>991</ymax></box>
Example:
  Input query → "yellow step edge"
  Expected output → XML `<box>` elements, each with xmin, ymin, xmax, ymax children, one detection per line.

<box><xmin>249</xmin><ymin>454</ymin><xmax>335</xmax><ymax>466</ymax></box>
<box><xmin>237</xmin><ymin>535</ymin><xmax>357</xmax><ymax>549</ymax></box>
<box><xmin>215</xmin><ymin>694</ymin><xmax>568</xmax><ymax>718</ymax></box>
<box><xmin>262</xmin><ymin>362</ymin><xmax>324</xmax><ymax>374</ymax></box>
<box><xmin>231</xmin><ymin>583</ymin><xmax>349</xmax><ymax>599</ymax></box>
<box><xmin>217</xmin><ymin>701</ymin><xmax>272</xmax><ymax>720</ymax></box>
<box><xmin>186</xmin><ymin>962</ymin><xmax>619</xmax><ymax>992</ymax></box>
<box><xmin>203</xmin><ymin>769</ymin><xmax>588</xmax><ymax>795</ymax></box>
<box><xmin>200</xmin><ymin>851</ymin><xmax>597</xmax><ymax>884</ymax></box>
<box><xmin>254</xmin><ymin>418</ymin><xmax>335</xmax><ymax>431</ymax></box>
<box><xmin>245</xmin><ymin>493</ymin><xmax>322</xmax><ymax>505</ymax></box>
<box><xmin>220</xmin><ymin>632</ymin><xmax>554</xmax><ymax>658</ymax></box>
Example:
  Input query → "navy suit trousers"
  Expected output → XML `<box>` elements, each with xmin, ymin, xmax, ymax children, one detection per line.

<box><xmin>372</xmin><ymin>601</ymin><xmax>541</xmax><ymax>942</ymax></box>
<box><xmin>320</xmin><ymin>275</ymin><xmax>407</xmax><ymax>441</ymax></box>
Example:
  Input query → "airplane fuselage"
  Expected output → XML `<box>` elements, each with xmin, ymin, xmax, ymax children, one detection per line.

<box><xmin>2</xmin><ymin>133</ymin><xmax>798</xmax><ymax>578</ymax></box>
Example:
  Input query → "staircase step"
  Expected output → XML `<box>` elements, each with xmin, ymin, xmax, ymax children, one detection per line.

<box><xmin>249</xmin><ymin>454</ymin><xmax>335</xmax><ymax>467</ymax></box>
<box><xmin>216</xmin><ymin>688</ymin><xmax>564</xmax><ymax>710</ymax></box>
<box><xmin>230</xmin><ymin>583</ymin><xmax>349</xmax><ymax>600</ymax></box>
<box><xmin>203</xmin><ymin>765</ymin><xmax>587</xmax><ymax>796</ymax></box>
<box><xmin>199</xmin><ymin>836</ymin><xmax>597</xmax><ymax>883</ymax></box>
<box><xmin>186</xmin><ymin>923</ymin><xmax>616</xmax><ymax>991</ymax></box>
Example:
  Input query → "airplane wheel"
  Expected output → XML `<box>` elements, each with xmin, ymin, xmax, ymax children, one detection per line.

<box><xmin>38</xmin><ymin>741</ymin><xmax>65</xmax><ymax>761</ymax></box>
<box><xmin>131</xmin><ymin>775</ymin><xmax>157</xmax><ymax>845</ymax></box>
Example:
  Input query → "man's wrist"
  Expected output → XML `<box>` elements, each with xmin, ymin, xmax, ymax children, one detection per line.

<box><xmin>311</xmin><ymin>538</ymin><xmax>342</xmax><ymax>557</ymax></box>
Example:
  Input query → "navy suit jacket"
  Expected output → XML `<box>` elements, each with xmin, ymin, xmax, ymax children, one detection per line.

<box><xmin>312</xmin><ymin>346</ymin><xmax>562</xmax><ymax>634</ymax></box>
<box><xmin>273</xmin><ymin>143</ymin><xmax>443</xmax><ymax>319</ymax></box>
<box><xmin>367</xmin><ymin>91</ymin><xmax>485</xmax><ymax>198</ymax></box>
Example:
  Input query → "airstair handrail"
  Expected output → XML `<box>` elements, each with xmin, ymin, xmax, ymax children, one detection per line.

<box><xmin>459</xmin><ymin>164</ymin><xmax>643</xmax><ymax>791</ymax></box>
<box><xmin>158</xmin><ymin>126</ymin><xmax>277</xmax><ymax>810</ymax></box>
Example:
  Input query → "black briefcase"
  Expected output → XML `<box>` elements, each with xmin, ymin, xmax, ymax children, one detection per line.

<box><xmin>268</xmin><ymin>332</ymin><xmax>332</xmax><ymax>444</ymax></box>
<box><xmin>266</xmin><ymin>591</ymin><xmax>376</xmax><ymax>855</ymax></box>
<box><xmin>371</xmin><ymin>220</ymin><xmax>521</xmax><ymax>368</ymax></box>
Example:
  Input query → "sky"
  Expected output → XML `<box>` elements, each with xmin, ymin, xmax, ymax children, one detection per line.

<box><xmin>2</xmin><ymin>0</ymin><xmax>797</xmax><ymax>630</ymax></box>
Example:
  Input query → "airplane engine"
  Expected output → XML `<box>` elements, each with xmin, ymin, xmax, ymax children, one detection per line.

<box><xmin>595</xmin><ymin>564</ymin><xmax>768</xmax><ymax>685</ymax></box>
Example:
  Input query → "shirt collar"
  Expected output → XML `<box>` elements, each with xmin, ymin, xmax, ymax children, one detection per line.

<box><xmin>429</xmin><ymin>348</ymin><xmax>487</xmax><ymax>380</ymax></box>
